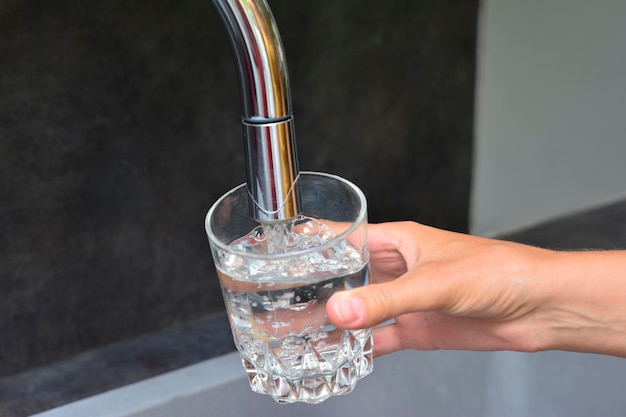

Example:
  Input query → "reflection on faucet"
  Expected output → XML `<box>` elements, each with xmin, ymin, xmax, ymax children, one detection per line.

<box><xmin>212</xmin><ymin>0</ymin><xmax>301</xmax><ymax>222</ymax></box>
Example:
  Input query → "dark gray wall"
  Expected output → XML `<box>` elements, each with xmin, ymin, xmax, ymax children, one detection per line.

<box><xmin>0</xmin><ymin>0</ymin><xmax>478</xmax><ymax>376</ymax></box>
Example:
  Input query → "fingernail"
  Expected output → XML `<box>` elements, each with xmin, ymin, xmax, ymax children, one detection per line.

<box><xmin>333</xmin><ymin>294</ymin><xmax>365</xmax><ymax>326</ymax></box>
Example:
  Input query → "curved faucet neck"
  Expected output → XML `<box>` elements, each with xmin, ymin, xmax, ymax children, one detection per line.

<box><xmin>212</xmin><ymin>0</ymin><xmax>301</xmax><ymax>222</ymax></box>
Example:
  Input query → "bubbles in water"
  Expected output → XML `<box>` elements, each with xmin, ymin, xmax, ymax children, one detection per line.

<box><xmin>221</xmin><ymin>215</ymin><xmax>360</xmax><ymax>283</ymax></box>
<box><xmin>251</xmin><ymin>226</ymin><xmax>266</xmax><ymax>242</ymax></box>
<box><xmin>235</xmin><ymin>216</ymin><xmax>339</xmax><ymax>255</ymax></box>
<box><xmin>270</xmin><ymin>321</ymin><xmax>291</xmax><ymax>329</ymax></box>
<box><xmin>299</xmin><ymin>218</ymin><xmax>320</xmax><ymax>235</ymax></box>
<box><xmin>287</xmin><ymin>302</ymin><xmax>310</xmax><ymax>312</ymax></box>
<box><xmin>264</xmin><ymin>222</ymin><xmax>291</xmax><ymax>254</ymax></box>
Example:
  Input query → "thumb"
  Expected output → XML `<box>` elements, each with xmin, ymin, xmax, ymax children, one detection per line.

<box><xmin>326</xmin><ymin>276</ymin><xmax>437</xmax><ymax>329</ymax></box>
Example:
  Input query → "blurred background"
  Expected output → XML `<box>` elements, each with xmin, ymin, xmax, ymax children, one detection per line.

<box><xmin>3</xmin><ymin>0</ymin><xmax>626</xmax><ymax>414</ymax></box>
<box><xmin>0</xmin><ymin>0</ymin><xmax>476</xmax><ymax>380</ymax></box>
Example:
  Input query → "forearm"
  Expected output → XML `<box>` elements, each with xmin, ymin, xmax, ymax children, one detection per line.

<box><xmin>540</xmin><ymin>250</ymin><xmax>626</xmax><ymax>357</ymax></box>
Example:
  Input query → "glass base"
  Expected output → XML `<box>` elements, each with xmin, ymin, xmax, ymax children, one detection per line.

<box><xmin>241</xmin><ymin>329</ymin><xmax>373</xmax><ymax>404</ymax></box>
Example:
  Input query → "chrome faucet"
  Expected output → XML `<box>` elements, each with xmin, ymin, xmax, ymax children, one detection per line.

<box><xmin>212</xmin><ymin>0</ymin><xmax>302</xmax><ymax>222</ymax></box>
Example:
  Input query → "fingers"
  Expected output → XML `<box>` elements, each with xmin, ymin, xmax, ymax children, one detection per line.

<box><xmin>326</xmin><ymin>282</ymin><xmax>403</xmax><ymax>329</ymax></box>
<box><xmin>327</xmin><ymin>271</ymin><xmax>445</xmax><ymax>329</ymax></box>
<box><xmin>371</xmin><ymin>323</ymin><xmax>404</xmax><ymax>357</ymax></box>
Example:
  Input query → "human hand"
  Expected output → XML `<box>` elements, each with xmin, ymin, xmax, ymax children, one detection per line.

<box><xmin>326</xmin><ymin>221</ymin><xmax>626</xmax><ymax>358</ymax></box>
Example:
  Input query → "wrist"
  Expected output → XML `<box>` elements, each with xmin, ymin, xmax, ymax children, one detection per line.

<box><xmin>538</xmin><ymin>250</ymin><xmax>626</xmax><ymax>357</ymax></box>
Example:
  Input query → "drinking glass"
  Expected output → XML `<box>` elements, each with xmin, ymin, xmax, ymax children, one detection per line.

<box><xmin>205</xmin><ymin>171</ymin><xmax>372</xmax><ymax>404</ymax></box>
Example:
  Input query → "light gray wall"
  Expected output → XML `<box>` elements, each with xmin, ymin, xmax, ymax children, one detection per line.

<box><xmin>472</xmin><ymin>0</ymin><xmax>626</xmax><ymax>236</ymax></box>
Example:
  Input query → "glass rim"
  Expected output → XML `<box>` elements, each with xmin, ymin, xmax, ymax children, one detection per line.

<box><xmin>205</xmin><ymin>171</ymin><xmax>368</xmax><ymax>260</ymax></box>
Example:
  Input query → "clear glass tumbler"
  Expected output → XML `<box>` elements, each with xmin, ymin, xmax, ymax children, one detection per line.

<box><xmin>205</xmin><ymin>171</ymin><xmax>373</xmax><ymax>404</ymax></box>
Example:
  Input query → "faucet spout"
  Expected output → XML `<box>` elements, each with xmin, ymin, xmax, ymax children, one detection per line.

<box><xmin>212</xmin><ymin>0</ymin><xmax>301</xmax><ymax>222</ymax></box>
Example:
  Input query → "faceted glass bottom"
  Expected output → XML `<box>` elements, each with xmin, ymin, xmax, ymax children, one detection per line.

<box><xmin>241</xmin><ymin>329</ymin><xmax>373</xmax><ymax>404</ymax></box>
